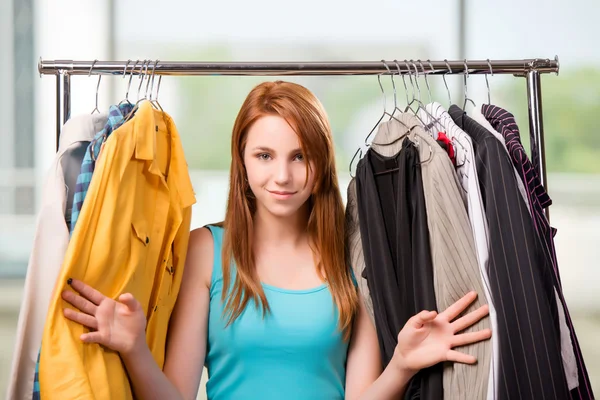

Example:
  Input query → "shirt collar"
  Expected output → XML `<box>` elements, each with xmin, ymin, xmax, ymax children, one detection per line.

<box><xmin>132</xmin><ymin>101</ymin><xmax>196</xmax><ymax>208</ymax></box>
<box><xmin>58</xmin><ymin>113</ymin><xmax>108</xmax><ymax>152</ymax></box>
<box><xmin>372</xmin><ymin>112</ymin><xmax>422</xmax><ymax>144</ymax></box>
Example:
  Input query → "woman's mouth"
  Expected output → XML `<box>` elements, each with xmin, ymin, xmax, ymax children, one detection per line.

<box><xmin>267</xmin><ymin>190</ymin><xmax>296</xmax><ymax>200</ymax></box>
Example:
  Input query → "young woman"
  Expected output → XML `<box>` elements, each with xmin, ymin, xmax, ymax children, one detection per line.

<box><xmin>62</xmin><ymin>81</ymin><xmax>491</xmax><ymax>399</ymax></box>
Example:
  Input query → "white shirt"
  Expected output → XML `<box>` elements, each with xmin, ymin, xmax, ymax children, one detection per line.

<box><xmin>6</xmin><ymin>113</ymin><xmax>107</xmax><ymax>400</ymax></box>
<box><xmin>419</xmin><ymin>103</ymin><xmax>499</xmax><ymax>400</ymax></box>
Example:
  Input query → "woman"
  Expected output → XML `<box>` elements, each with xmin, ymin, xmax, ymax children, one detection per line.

<box><xmin>62</xmin><ymin>81</ymin><xmax>491</xmax><ymax>399</ymax></box>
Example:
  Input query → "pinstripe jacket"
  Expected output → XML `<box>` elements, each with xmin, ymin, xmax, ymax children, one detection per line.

<box><xmin>449</xmin><ymin>105</ymin><xmax>573</xmax><ymax>400</ymax></box>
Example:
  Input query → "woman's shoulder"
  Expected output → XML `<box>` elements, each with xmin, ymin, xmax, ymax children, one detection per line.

<box><xmin>189</xmin><ymin>223</ymin><xmax>224</xmax><ymax>247</ymax></box>
<box><xmin>188</xmin><ymin>223</ymin><xmax>225</xmax><ymax>289</ymax></box>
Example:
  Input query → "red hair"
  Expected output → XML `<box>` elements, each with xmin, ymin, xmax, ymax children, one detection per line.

<box><xmin>221</xmin><ymin>80</ymin><xmax>358</xmax><ymax>339</ymax></box>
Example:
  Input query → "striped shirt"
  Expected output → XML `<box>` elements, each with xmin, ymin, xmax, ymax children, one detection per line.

<box><xmin>482</xmin><ymin>104</ymin><xmax>594</xmax><ymax>400</ymax></box>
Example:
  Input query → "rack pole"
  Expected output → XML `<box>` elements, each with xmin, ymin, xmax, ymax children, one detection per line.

<box><xmin>56</xmin><ymin>71</ymin><xmax>71</xmax><ymax>149</ymax></box>
<box><xmin>526</xmin><ymin>69</ymin><xmax>550</xmax><ymax>220</ymax></box>
<box><xmin>38</xmin><ymin>58</ymin><xmax>559</xmax><ymax>77</ymax></box>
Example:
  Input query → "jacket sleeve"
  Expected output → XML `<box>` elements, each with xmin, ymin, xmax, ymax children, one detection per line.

<box><xmin>344</xmin><ymin>178</ymin><xmax>374</xmax><ymax>324</ymax></box>
<box><xmin>475</xmin><ymin>137</ymin><xmax>569</xmax><ymax>399</ymax></box>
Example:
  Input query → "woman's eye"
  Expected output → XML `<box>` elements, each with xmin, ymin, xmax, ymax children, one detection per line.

<box><xmin>257</xmin><ymin>153</ymin><xmax>271</xmax><ymax>160</ymax></box>
<box><xmin>294</xmin><ymin>153</ymin><xmax>304</xmax><ymax>161</ymax></box>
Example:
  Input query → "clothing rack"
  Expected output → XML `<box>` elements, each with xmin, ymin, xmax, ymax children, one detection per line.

<box><xmin>37</xmin><ymin>56</ymin><xmax>560</xmax><ymax>218</ymax></box>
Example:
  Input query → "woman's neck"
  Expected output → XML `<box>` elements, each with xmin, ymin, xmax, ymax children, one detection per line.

<box><xmin>253</xmin><ymin>206</ymin><xmax>310</xmax><ymax>247</ymax></box>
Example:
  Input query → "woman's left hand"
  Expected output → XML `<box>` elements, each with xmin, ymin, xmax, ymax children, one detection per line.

<box><xmin>392</xmin><ymin>291</ymin><xmax>491</xmax><ymax>374</ymax></box>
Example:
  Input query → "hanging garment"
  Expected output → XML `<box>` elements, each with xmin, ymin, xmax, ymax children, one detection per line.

<box><xmin>70</xmin><ymin>103</ymin><xmax>135</xmax><ymax>233</ymax></box>
<box><xmin>379</xmin><ymin>115</ymin><xmax>491</xmax><ymax>400</ymax></box>
<box><xmin>448</xmin><ymin>105</ymin><xmax>571</xmax><ymax>400</ymax></box>
<box><xmin>38</xmin><ymin>101</ymin><xmax>196</xmax><ymax>400</ymax></box>
<box><xmin>481</xmin><ymin>104</ymin><xmax>592</xmax><ymax>398</ymax></box>
<box><xmin>419</xmin><ymin>103</ymin><xmax>498</xmax><ymax>400</ymax></box>
<box><xmin>470</xmin><ymin>106</ymin><xmax>530</xmax><ymax>213</ymax></box>
<box><xmin>345</xmin><ymin>179</ymin><xmax>375</xmax><ymax>325</ymax></box>
<box><xmin>471</xmin><ymin>104</ymin><xmax>579</xmax><ymax>391</ymax></box>
<box><xmin>6</xmin><ymin>114</ymin><xmax>108</xmax><ymax>400</ymax></box>
<box><xmin>356</xmin><ymin>136</ymin><xmax>442</xmax><ymax>400</ymax></box>
<box><xmin>31</xmin><ymin>104</ymin><xmax>137</xmax><ymax>399</ymax></box>
<box><xmin>63</xmin><ymin>143</ymin><xmax>91</xmax><ymax>232</ymax></box>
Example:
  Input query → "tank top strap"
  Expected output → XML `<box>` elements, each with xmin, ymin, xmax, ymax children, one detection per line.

<box><xmin>206</xmin><ymin>224</ymin><xmax>225</xmax><ymax>286</ymax></box>
<box><xmin>349</xmin><ymin>266</ymin><xmax>358</xmax><ymax>288</ymax></box>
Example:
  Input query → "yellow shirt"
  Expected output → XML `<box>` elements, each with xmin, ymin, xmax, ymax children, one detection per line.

<box><xmin>39</xmin><ymin>101</ymin><xmax>196</xmax><ymax>399</ymax></box>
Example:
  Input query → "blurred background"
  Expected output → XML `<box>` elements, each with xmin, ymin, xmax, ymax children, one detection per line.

<box><xmin>1</xmin><ymin>0</ymin><xmax>598</xmax><ymax>398</ymax></box>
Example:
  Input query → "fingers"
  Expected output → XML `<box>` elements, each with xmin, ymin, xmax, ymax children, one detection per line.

<box><xmin>440</xmin><ymin>291</ymin><xmax>478</xmax><ymax>321</ymax></box>
<box><xmin>81</xmin><ymin>331</ymin><xmax>105</xmax><ymax>344</ymax></box>
<box><xmin>446</xmin><ymin>350</ymin><xmax>477</xmax><ymax>364</ymax></box>
<box><xmin>452</xmin><ymin>329</ymin><xmax>492</xmax><ymax>347</ymax></box>
<box><xmin>409</xmin><ymin>310</ymin><xmax>438</xmax><ymax>328</ymax></box>
<box><xmin>119</xmin><ymin>293</ymin><xmax>141</xmax><ymax>312</ymax></box>
<box><xmin>62</xmin><ymin>290</ymin><xmax>97</xmax><ymax>316</ymax></box>
<box><xmin>451</xmin><ymin>304</ymin><xmax>490</xmax><ymax>333</ymax></box>
<box><xmin>63</xmin><ymin>308</ymin><xmax>98</xmax><ymax>330</ymax></box>
<box><xmin>68</xmin><ymin>278</ymin><xmax>105</xmax><ymax>306</ymax></box>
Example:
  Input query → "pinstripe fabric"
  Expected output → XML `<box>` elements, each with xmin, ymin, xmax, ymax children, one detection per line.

<box><xmin>468</xmin><ymin>106</ymin><xmax>531</xmax><ymax>215</ymax></box>
<box><xmin>345</xmin><ymin>178</ymin><xmax>375</xmax><ymax>325</ymax></box>
<box><xmin>481</xmin><ymin>104</ymin><xmax>593</xmax><ymax>400</ymax></box>
<box><xmin>376</xmin><ymin>115</ymin><xmax>491</xmax><ymax>400</ymax></box>
<box><xmin>449</xmin><ymin>105</ymin><xmax>571</xmax><ymax>400</ymax></box>
<box><xmin>472</xmin><ymin>104</ymin><xmax>579</xmax><ymax>394</ymax></box>
<box><xmin>419</xmin><ymin>103</ymin><xmax>499</xmax><ymax>400</ymax></box>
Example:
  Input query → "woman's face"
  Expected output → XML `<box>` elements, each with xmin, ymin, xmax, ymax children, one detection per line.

<box><xmin>243</xmin><ymin>115</ymin><xmax>316</xmax><ymax>219</ymax></box>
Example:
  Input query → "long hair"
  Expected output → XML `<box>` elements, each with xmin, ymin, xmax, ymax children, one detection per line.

<box><xmin>222</xmin><ymin>80</ymin><xmax>358</xmax><ymax>340</ymax></box>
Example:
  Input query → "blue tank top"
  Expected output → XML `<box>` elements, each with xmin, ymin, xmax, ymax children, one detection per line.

<box><xmin>205</xmin><ymin>225</ymin><xmax>350</xmax><ymax>399</ymax></box>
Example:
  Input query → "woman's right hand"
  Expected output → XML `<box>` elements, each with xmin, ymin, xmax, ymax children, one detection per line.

<box><xmin>61</xmin><ymin>278</ymin><xmax>147</xmax><ymax>357</ymax></box>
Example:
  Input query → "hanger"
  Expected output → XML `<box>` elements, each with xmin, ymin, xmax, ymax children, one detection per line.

<box><xmin>123</xmin><ymin>59</ymin><xmax>153</xmax><ymax>123</ymax></box>
<box><xmin>370</xmin><ymin>61</ymin><xmax>414</xmax><ymax>148</ymax></box>
<box><xmin>400</xmin><ymin>60</ymin><xmax>416</xmax><ymax>113</ymax></box>
<box><xmin>430</xmin><ymin>59</ymin><xmax>469</xmax><ymax>157</ymax></box>
<box><xmin>484</xmin><ymin>58</ymin><xmax>493</xmax><ymax>105</ymax></box>
<box><xmin>373</xmin><ymin>133</ymin><xmax>433</xmax><ymax>176</ymax></box>
<box><xmin>399</xmin><ymin>60</ymin><xmax>428</xmax><ymax>126</ymax></box>
<box><xmin>348</xmin><ymin>63</ymin><xmax>410</xmax><ymax>177</ymax></box>
<box><xmin>423</xmin><ymin>59</ymin><xmax>450</xmax><ymax>135</ymax></box>
<box><xmin>89</xmin><ymin>60</ymin><xmax>102</xmax><ymax>114</ymax></box>
<box><xmin>348</xmin><ymin>71</ymin><xmax>386</xmax><ymax>177</ymax></box>
<box><xmin>382</xmin><ymin>61</ymin><xmax>401</xmax><ymax>121</ymax></box>
<box><xmin>462</xmin><ymin>59</ymin><xmax>476</xmax><ymax>111</ymax></box>
<box><xmin>428</xmin><ymin>100</ymin><xmax>468</xmax><ymax>168</ymax></box>
<box><xmin>408</xmin><ymin>60</ymin><xmax>439</xmax><ymax>125</ymax></box>
<box><xmin>420</xmin><ymin>59</ymin><xmax>445</xmax><ymax>134</ymax></box>
<box><xmin>369</xmin><ymin>60</ymin><xmax>433</xmax><ymax>175</ymax></box>
<box><xmin>410</xmin><ymin>61</ymin><xmax>423</xmax><ymax>111</ymax></box>
<box><xmin>149</xmin><ymin>60</ymin><xmax>164</xmax><ymax>113</ymax></box>
<box><xmin>137</xmin><ymin>60</ymin><xmax>150</xmax><ymax>101</ymax></box>
<box><xmin>118</xmin><ymin>59</ymin><xmax>139</xmax><ymax>107</ymax></box>
<box><xmin>418</xmin><ymin>60</ymin><xmax>433</xmax><ymax>105</ymax></box>
<box><xmin>442</xmin><ymin>59</ymin><xmax>453</xmax><ymax>107</ymax></box>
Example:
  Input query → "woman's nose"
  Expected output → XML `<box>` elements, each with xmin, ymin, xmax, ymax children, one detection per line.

<box><xmin>274</xmin><ymin>160</ymin><xmax>291</xmax><ymax>185</ymax></box>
